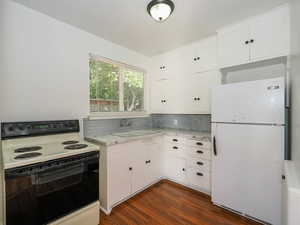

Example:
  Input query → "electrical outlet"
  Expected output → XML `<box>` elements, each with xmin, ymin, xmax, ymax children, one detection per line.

<box><xmin>173</xmin><ymin>119</ymin><xmax>178</xmax><ymax>126</ymax></box>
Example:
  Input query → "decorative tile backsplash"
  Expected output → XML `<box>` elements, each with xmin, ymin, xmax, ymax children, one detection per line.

<box><xmin>152</xmin><ymin>114</ymin><xmax>211</xmax><ymax>132</ymax></box>
<box><xmin>83</xmin><ymin>114</ymin><xmax>211</xmax><ymax>137</ymax></box>
<box><xmin>83</xmin><ymin>117</ymin><xmax>152</xmax><ymax>137</ymax></box>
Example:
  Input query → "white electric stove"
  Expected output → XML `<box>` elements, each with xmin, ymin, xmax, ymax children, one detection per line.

<box><xmin>1</xmin><ymin>120</ymin><xmax>100</xmax><ymax>225</ymax></box>
<box><xmin>2</xmin><ymin>132</ymin><xmax>99</xmax><ymax>169</ymax></box>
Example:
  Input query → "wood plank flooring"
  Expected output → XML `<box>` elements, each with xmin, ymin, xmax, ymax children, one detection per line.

<box><xmin>100</xmin><ymin>180</ymin><xmax>262</xmax><ymax>225</ymax></box>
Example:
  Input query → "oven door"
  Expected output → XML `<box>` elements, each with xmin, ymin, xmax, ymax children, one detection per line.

<box><xmin>5</xmin><ymin>152</ymin><xmax>99</xmax><ymax>225</ymax></box>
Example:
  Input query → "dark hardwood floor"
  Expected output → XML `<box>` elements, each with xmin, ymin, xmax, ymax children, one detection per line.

<box><xmin>100</xmin><ymin>180</ymin><xmax>262</xmax><ymax>225</ymax></box>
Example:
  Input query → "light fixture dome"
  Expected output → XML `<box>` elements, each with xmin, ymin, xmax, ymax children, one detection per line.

<box><xmin>147</xmin><ymin>0</ymin><xmax>175</xmax><ymax>22</ymax></box>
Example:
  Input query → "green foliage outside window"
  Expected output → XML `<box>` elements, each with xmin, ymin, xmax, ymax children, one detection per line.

<box><xmin>89</xmin><ymin>58</ymin><xmax>144</xmax><ymax>113</ymax></box>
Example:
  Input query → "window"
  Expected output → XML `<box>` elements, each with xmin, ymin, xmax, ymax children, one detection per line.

<box><xmin>89</xmin><ymin>56</ymin><xmax>146</xmax><ymax>115</ymax></box>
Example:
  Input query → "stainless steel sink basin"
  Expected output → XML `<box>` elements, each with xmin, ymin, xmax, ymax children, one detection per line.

<box><xmin>112</xmin><ymin>130</ymin><xmax>161</xmax><ymax>137</ymax></box>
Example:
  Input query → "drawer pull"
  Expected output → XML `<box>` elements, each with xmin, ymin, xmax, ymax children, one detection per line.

<box><xmin>197</xmin><ymin>150</ymin><xmax>203</xmax><ymax>154</ymax></box>
<box><xmin>196</xmin><ymin>142</ymin><xmax>203</xmax><ymax>146</ymax></box>
<box><xmin>129</xmin><ymin>167</ymin><xmax>133</xmax><ymax>171</ymax></box>
<box><xmin>145</xmin><ymin>160</ymin><xmax>151</xmax><ymax>164</ymax></box>
<box><xmin>182</xmin><ymin>168</ymin><xmax>186</xmax><ymax>171</ymax></box>
<box><xmin>197</xmin><ymin>172</ymin><xmax>204</xmax><ymax>176</ymax></box>
<box><xmin>172</xmin><ymin>139</ymin><xmax>178</xmax><ymax>142</ymax></box>
<box><xmin>197</xmin><ymin>162</ymin><xmax>204</xmax><ymax>166</ymax></box>
<box><xmin>173</xmin><ymin>146</ymin><xmax>178</xmax><ymax>149</ymax></box>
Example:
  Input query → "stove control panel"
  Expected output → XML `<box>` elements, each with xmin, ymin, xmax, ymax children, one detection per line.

<box><xmin>1</xmin><ymin>120</ymin><xmax>80</xmax><ymax>139</ymax></box>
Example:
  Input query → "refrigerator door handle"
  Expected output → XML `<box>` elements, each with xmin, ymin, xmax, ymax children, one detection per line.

<box><xmin>213</xmin><ymin>136</ymin><xmax>217</xmax><ymax>156</ymax></box>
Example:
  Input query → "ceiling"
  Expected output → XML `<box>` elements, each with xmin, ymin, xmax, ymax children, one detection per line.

<box><xmin>13</xmin><ymin>0</ymin><xmax>289</xmax><ymax>56</ymax></box>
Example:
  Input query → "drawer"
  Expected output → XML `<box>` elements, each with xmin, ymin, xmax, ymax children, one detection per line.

<box><xmin>187</xmin><ymin>158</ymin><xmax>210</xmax><ymax>171</ymax></box>
<box><xmin>164</xmin><ymin>143</ymin><xmax>185</xmax><ymax>157</ymax></box>
<box><xmin>186</xmin><ymin>147</ymin><xmax>211</xmax><ymax>160</ymax></box>
<box><xmin>185</xmin><ymin>139</ymin><xmax>211</xmax><ymax>149</ymax></box>
<box><xmin>164</xmin><ymin>136</ymin><xmax>186</xmax><ymax>145</ymax></box>
<box><xmin>187</xmin><ymin>168</ymin><xmax>210</xmax><ymax>191</ymax></box>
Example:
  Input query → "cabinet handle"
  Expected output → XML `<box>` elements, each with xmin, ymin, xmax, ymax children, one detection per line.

<box><xmin>173</xmin><ymin>146</ymin><xmax>178</xmax><ymax>149</ymax></box>
<box><xmin>250</xmin><ymin>39</ymin><xmax>254</xmax><ymax>43</ymax></box>
<box><xmin>129</xmin><ymin>167</ymin><xmax>132</xmax><ymax>171</ymax></box>
<box><xmin>197</xmin><ymin>172</ymin><xmax>204</xmax><ymax>176</ymax></box>
<box><xmin>172</xmin><ymin>139</ymin><xmax>178</xmax><ymax>142</ymax></box>
<box><xmin>245</xmin><ymin>40</ymin><xmax>249</xmax><ymax>45</ymax></box>
<box><xmin>282</xmin><ymin>175</ymin><xmax>286</xmax><ymax>180</ymax></box>
<box><xmin>145</xmin><ymin>160</ymin><xmax>151</xmax><ymax>164</ymax></box>
<box><xmin>197</xmin><ymin>162</ymin><xmax>204</xmax><ymax>166</ymax></box>
<box><xmin>196</xmin><ymin>142</ymin><xmax>203</xmax><ymax>146</ymax></box>
<box><xmin>182</xmin><ymin>168</ymin><xmax>185</xmax><ymax>171</ymax></box>
<box><xmin>197</xmin><ymin>57</ymin><xmax>200</xmax><ymax>60</ymax></box>
<box><xmin>197</xmin><ymin>150</ymin><xmax>203</xmax><ymax>154</ymax></box>
<box><xmin>197</xmin><ymin>97</ymin><xmax>200</xmax><ymax>101</ymax></box>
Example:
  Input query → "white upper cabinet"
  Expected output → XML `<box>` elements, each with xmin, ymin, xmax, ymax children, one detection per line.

<box><xmin>179</xmin><ymin>71</ymin><xmax>221</xmax><ymax>114</ymax></box>
<box><xmin>150</xmin><ymin>35</ymin><xmax>218</xmax><ymax>114</ymax></box>
<box><xmin>249</xmin><ymin>5</ymin><xmax>290</xmax><ymax>61</ymax></box>
<box><xmin>150</xmin><ymin>79</ymin><xmax>178</xmax><ymax>114</ymax></box>
<box><xmin>217</xmin><ymin>24</ymin><xmax>250</xmax><ymax>68</ymax></box>
<box><xmin>218</xmin><ymin>4</ymin><xmax>290</xmax><ymax>68</ymax></box>
<box><xmin>152</xmin><ymin>52</ymin><xmax>181</xmax><ymax>81</ymax></box>
<box><xmin>186</xmin><ymin>36</ymin><xmax>218</xmax><ymax>74</ymax></box>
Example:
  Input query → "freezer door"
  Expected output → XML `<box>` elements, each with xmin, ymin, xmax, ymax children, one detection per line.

<box><xmin>211</xmin><ymin>123</ymin><xmax>284</xmax><ymax>225</ymax></box>
<box><xmin>211</xmin><ymin>77</ymin><xmax>285</xmax><ymax>124</ymax></box>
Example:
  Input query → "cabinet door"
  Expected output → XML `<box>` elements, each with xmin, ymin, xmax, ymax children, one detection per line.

<box><xmin>143</xmin><ymin>137</ymin><xmax>163</xmax><ymax>184</ymax></box>
<box><xmin>152</xmin><ymin>56</ymin><xmax>170</xmax><ymax>81</ymax></box>
<box><xmin>163</xmin><ymin>156</ymin><xmax>186</xmax><ymax>183</ymax></box>
<box><xmin>250</xmin><ymin>5</ymin><xmax>289</xmax><ymax>61</ymax></box>
<box><xmin>150</xmin><ymin>80</ymin><xmax>168</xmax><ymax>113</ymax></box>
<box><xmin>131</xmin><ymin>143</ymin><xmax>149</xmax><ymax>194</ymax></box>
<box><xmin>181</xmin><ymin>71</ymin><xmax>220</xmax><ymax>114</ymax></box>
<box><xmin>188</xmin><ymin>37</ymin><xmax>217</xmax><ymax>74</ymax></box>
<box><xmin>218</xmin><ymin>23</ymin><xmax>250</xmax><ymax>68</ymax></box>
<box><xmin>107</xmin><ymin>148</ymin><xmax>132</xmax><ymax>206</ymax></box>
<box><xmin>150</xmin><ymin>79</ymin><xmax>178</xmax><ymax>113</ymax></box>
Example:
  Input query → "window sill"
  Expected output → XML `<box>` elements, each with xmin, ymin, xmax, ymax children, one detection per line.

<box><xmin>88</xmin><ymin>112</ymin><xmax>150</xmax><ymax>120</ymax></box>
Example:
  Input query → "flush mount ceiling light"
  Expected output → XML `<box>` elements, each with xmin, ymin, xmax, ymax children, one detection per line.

<box><xmin>147</xmin><ymin>0</ymin><xmax>175</xmax><ymax>22</ymax></box>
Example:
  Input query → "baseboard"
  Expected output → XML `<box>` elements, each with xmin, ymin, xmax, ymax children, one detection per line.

<box><xmin>161</xmin><ymin>178</ymin><xmax>211</xmax><ymax>199</ymax></box>
<box><xmin>99</xmin><ymin>206</ymin><xmax>111</xmax><ymax>215</ymax></box>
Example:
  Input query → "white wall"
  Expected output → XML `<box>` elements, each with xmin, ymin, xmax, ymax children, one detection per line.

<box><xmin>290</xmin><ymin>0</ymin><xmax>300</xmax><ymax>163</ymax></box>
<box><xmin>0</xmin><ymin>0</ymin><xmax>150</xmax><ymax>123</ymax></box>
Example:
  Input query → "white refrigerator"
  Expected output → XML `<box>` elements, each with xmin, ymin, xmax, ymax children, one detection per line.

<box><xmin>211</xmin><ymin>77</ymin><xmax>285</xmax><ymax>225</ymax></box>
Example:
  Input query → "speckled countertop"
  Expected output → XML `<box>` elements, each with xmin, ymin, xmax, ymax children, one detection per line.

<box><xmin>85</xmin><ymin>129</ymin><xmax>211</xmax><ymax>147</ymax></box>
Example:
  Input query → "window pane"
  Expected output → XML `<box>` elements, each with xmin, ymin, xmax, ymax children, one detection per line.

<box><xmin>89</xmin><ymin>59</ymin><xmax>119</xmax><ymax>112</ymax></box>
<box><xmin>123</xmin><ymin>69</ymin><xmax>144</xmax><ymax>112</ymax></box>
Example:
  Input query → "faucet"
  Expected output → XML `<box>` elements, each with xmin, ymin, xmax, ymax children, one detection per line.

<box><xmin>120</xmin><ymin>119</ymin><xmax>132</xmax><ymax>128</ymax></box>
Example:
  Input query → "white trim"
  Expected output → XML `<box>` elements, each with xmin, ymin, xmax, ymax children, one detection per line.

<box><xmin>89</xmin><ymin>53</ymin><xmax>146</xmax><ymax>73</ymax></box>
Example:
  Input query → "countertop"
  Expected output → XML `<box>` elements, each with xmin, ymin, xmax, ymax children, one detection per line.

<box><xmin>85</xmin><ymin>129</ymin><xmax>211</xmax><ymax>147</ymax></box>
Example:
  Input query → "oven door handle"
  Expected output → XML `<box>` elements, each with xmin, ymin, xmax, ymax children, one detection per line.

<box><xmin>34</xmin><ymin>163</ymin><xmax>84</xmax><ymax>185</ymax></box>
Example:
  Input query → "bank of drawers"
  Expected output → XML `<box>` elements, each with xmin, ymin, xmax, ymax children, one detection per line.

<box><xmin>164</xmin><ymin>135</ymin><xmax>211</xmax><ymax>193</ymax></box>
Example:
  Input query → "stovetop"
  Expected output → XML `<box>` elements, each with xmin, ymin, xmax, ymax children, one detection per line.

<box><xmin>2</xmin><ymin>133</ymin><xmax>99</xmax><ymax>169</ymax></box>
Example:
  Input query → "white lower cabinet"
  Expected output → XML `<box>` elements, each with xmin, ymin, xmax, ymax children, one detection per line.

<box><xmin>103</xmin><ymin>137</ymin><xmax>162</xmax><ymax>213</ymax></box>
<box><xmin>186</xmin><ymin>168</ymin><xmax>210</xmax><ymax>191</ymax></box>
<box><xmin>163</xmin><ymin>134</ymin><xmax>212</xmax><ymax>193</ymax></box>
<box><xmin>100</xmin><ymin>134</ymin><xmax>211</xmax><ymax>214</ymax></box>
<box><xmin>164</xmin><ymin>157</ymin><xmax>187</xmax><ymax>183</ymax></box>
<box><xmin>107</xmin><ymin>145</ymin><xmax>133</xmax><ymax>206</ymax></box>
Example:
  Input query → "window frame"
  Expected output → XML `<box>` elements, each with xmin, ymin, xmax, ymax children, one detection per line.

<box><xmin>89</xmin><ymin>54</ymin><xmax>149</xmax><ymax>119</ymax></box>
